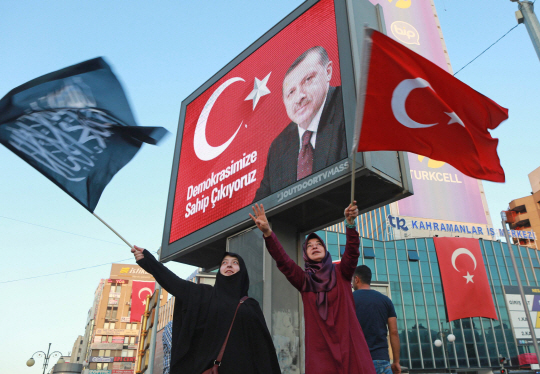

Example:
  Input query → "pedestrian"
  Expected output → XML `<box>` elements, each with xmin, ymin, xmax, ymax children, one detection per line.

<box><xmin>131</xmin><ymin>247</ymin><xmax>281</xmax><ymax>374</ymax></box>
<box><xmin>249</xmin><ymin>201</ymin><xmax>376</xmax><ymax>374</ymax></box>
<box><xmin>352</xmin><ymin>265</ymin><xmax>401</xmax><ymax>374</ymax></box>
<box><xmin>163</xmin><ymin>321</ymin><xmax>172</xmax><ymax>374</ymax></box>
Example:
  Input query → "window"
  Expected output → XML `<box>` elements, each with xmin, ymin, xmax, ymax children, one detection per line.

<box><xmin>116</xmin><ymin>284</ymin><xmax>122</xmax><ymax>293</ymax></box>
<box><xmin>125</xmin><ymin>323</ymin><xmax>131</xmax><ymax>329</ymax></box>
<box><xmin>109</xmin><ymin>322</ymin><xmax>115</xmax><ymax>329</ymax></box>
<box><xmin>105</xmin><ymin>349</ymin><xmax>111</xmax><ymax>356</ymax></box>
<box><xmin>408</xmin><ymin>250</ymin><xmax>420</xmax><ymax>261</ymax></box>
<box><xmin>103</xmin><ymin>363</ymin><xmax>109</xmax><ymax>369</ymax></box>
<box><xmin>130</xmin><ymin>336</ymin><xmax>136</xmax><ymax>344</ymax></box>
<box><xmin>97</xmin><ymin>363</ymin><xmax>103</xmax><ymax>370</ymax></box>
<box><xmin>121</xmin><ymin>349</ymin><xmax>128</xmax><ymax>357</ymax></box>
<box><xmin>104</xmin><ymin>322</ymin><xmax>109</xmax><ymax>329</ymax></box>
<box><xmin>101</xmin><ymin>336</ymin><xmax>107</xmax><ymax>343</ymax></box>
<box><xmin>111</xmin><ymin>308</ymin><xmax>118</xmax><ymax>319</ymax></box>
<box><xmin>128</xmin><ymin>349</ymin><xmax>135</xmax><ymax>357</ymax></box>
<box><xmin>98</xmin><ymin>350</ymin><xmax>104</xmax><ymax>356</ymax></box>
<box><xmin>363</xmin><ymin>247</ymin><xmax>375</xmax><ymax>259</ymax></box>
<box><xmin>107</xmin><ymin>336</ymin><xmax>112</xmax><ymax>343</ymax></box>
<box><xmin>124</xmin><ymin>336</ymin><xmax>129</xmax><ymax>344</ymax></box>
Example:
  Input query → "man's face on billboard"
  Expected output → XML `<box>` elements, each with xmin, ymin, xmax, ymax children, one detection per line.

<box><xmin>283</xmin><ymin>51</ymin><xmax>332</xmax><ymax>129</ymax></box>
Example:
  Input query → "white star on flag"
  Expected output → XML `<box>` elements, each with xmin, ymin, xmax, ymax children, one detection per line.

<box><xmin>445</xmin><ymin>111</ymin><xmax>465</xmax><ymax>127</ymax></box>
<box><xmin>463</xmin><ymin>271</ymin><xmax>474</xmax><ymax>284</ymax></box>
<box><xmin>245</xmin><ymin>72</ymin><xmax>271</xmax><ymax>110</ymax></box>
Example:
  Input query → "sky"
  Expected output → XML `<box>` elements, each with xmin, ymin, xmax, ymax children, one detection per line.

<box><xmin>1</xmin><ymin>1</ymin><xmax>539</xmax><ymax>373</ymax></box>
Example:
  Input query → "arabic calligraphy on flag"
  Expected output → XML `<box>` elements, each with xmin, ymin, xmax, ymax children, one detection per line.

<box><xmin>0</xmin><ymin>57</ymin><xmax>168</xmax><ymax>212</ymax></box>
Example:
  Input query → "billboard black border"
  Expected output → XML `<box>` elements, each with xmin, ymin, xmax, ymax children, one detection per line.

<box><xmin>162</xmin><ymin>0</ymin><xmax>375</xmax><ymax>264</ymax></box>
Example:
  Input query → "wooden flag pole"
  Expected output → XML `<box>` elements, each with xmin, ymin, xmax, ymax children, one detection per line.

<box><xmin>92</xmin><ymin>212</ymin><xmax>134</xmax><ymax>248</ymax></box>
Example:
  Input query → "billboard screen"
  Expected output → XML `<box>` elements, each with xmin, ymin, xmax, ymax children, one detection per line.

<box><xmin>162</xmin><ymin>0</ymin><xmax>411</xmax><ymax>266</ymax></box>
<box><xmin>369</xmin><ymin>0</ymin><xmax>488</xmax><ymax>224</ymax></box>
<box><xmin>169</xmin><ymin>0</ymin><xmax>345</xmax><ymax>243</ymax></box>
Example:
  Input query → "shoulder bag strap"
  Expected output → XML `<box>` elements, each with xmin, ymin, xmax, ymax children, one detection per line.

<box><xmin>214</xmin><ymin>296</ymin><xmax>249</xmax><ymax>366</ymax></box>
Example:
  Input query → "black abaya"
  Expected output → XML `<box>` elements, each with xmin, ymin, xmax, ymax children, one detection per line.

<box><xmin>136</xmin><ymin>250</ymin><xmax>280</xmax><ymax>374</ymax></box>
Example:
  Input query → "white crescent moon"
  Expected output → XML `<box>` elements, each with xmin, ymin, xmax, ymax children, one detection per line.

<box><xmin>391</xmin><ymin>78</ymin><xmax>438</xmax><ymax>129</ymax></box>
<box><xmin>138</xmin><ymin>287</ymin><xmax>152</xmax><ymax>299</ymax></box>
<box><xmin>194</xmin><ymin>77</ymin><xmax>245</xmax><ymax>161</ymax></box>
<box><xmin>451</xmin><ymin>247</ymin><xmax>477</xmax><ymax>272</ymax></box>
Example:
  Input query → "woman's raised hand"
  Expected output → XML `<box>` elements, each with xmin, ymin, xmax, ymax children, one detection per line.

<box><xmin>131</xmin><ymin>245</ymin><xmax>145</xmax><ymax>261</ymax></box>
<box><xmin>344</xmin><ymin>200</ymin><xmax>359</xmax><ymax>225</ymax></box>
<box><xmin>249</xmin><ymin>203</ymin><xmax>272</xmax><ymax>237</ymax></box>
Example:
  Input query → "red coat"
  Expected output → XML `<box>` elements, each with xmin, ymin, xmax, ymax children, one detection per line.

<box><xmin>264</xmin><ymin>227</ymin><xmax>376</xmax><ymax>374</ymax></box>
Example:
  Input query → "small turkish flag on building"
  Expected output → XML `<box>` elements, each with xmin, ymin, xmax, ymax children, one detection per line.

<box><xmin>433</xmin><ymin>237</ymin><xmax>497</xmax><ymax>321</ymax></box>
<box><xmin>130</xmin><ymin>281</ymin><xmax>155</xmax><ymax>323</ymax></box>
<box><xmin>354</xmin><ymin>29</ymin><xmax>508</xmax><ymax>182</ymax></box>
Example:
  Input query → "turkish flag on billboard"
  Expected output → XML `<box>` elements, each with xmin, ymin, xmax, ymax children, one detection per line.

<box><xmin>433</xmin><ymin>237</ymin><xmax>497</xmax><ymax>321</ymax></box>
<box><xmin>130</xmin><ymin>281</ymin><xmax>155</xmax><ymax>322</ymax></box>
<box><xmin>355</xmin><ymin>29</ymin><xmax>507</xmax><ymax>183</ymax></box>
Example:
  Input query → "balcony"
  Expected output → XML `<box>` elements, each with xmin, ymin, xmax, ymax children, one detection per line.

<box><xmin>510</xmin><ymin>218</ymin><xmax>531</xmax><ymax>230</ymax></box>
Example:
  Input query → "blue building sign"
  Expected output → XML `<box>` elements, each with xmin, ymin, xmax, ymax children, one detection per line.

<box><xmin>387</xmin><ymin>215</ymin><xmax>537</xmax><ymax>240</ymax></box>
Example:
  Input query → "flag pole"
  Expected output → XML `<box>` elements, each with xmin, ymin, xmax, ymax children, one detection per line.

<box><xmin>501</xmin><ymin>211</ymin><xmax>540</xmax><ymax>363</ymax></box>
<box><xmin>350</xmin><ymin>27</ymin><xmax>372</xmax><ymax>205</ymax></box>
<box><xmin>92</xmin><ymin>212</ymin><xmax>134</xmax><ymax>248</ymax></box>
<box><xmin>350</xmin><ymin>149</ymin><xmax>356</xmax><ymax>204</ymax></box>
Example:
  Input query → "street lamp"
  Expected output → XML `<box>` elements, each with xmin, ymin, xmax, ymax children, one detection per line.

<box><xmin>26</xmin><ymin>343</ymin><xmax>64</xmax><ymax>374</ymax></box>
<box><xmin>434</xmin><ymin>331</ymin><xmax>456</xmax><ymax>370</ymax></box>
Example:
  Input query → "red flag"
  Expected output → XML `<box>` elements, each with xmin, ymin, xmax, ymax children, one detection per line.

<box><xmin>433</xmin><ymin>237</ymin><xmax>497</xmax><ymax>321</ymax></box>
<box><xmin>130</xmin><ymin>281</ymin><xmax>155</xmax><ymax>322</ymax></box>
<box><xmin>355</xmin><ymin>29</ymin><xmax>508</xmax><ymax>182</ymax></box>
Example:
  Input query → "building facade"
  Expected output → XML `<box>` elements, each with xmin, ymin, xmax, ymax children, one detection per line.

<box><xmin>508</xmin><ymin>166</ymin><xmax>540</xmax><ymax>249</ymax></box>
<box><xmin>70</xmin><ymin>335</ymin><xmax>84</xmax><ymax>364</ymax></box>
<box><xmin>317</xmin><ymin>228</ymin><xmax>540</xmax><ymax>371</ymax></box>
<box><xmin>81</xmin><ymin>263</ymin><xmax>167</xmax><ymax>374</ymax></box>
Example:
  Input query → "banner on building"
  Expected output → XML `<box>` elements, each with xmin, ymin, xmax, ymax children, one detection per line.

<box><xmin>94</xmin><ymin>328</ymin><xmax>138</xmax><ymax>336</ymax></box>
<box><xmin>111</xmin><ymin>336</ymin><xmax>124</xmax><ymax>343</ymax></box>
<box><xmin>131</xmin><ymin>281</ymin><xmax>155</xmax><ymax>322</ymax></box>
<box><xmin>504</xmin><ymin>285</ymin><xmax>540</xmax><ymax>345</ymax></box>
<box><xmin>90</xmin><ymin>343</ymin><xmax>123</xmax><ymax>350</ymax></box>
<box><xmin>90</xmin><ymin>357</ymin><xmax>115</xmax><ymax>363</ymax></box>
<box><xmin>434</xmin><ymin>237</ymin><xmax>497</xmax><ymax>321</ymax></box>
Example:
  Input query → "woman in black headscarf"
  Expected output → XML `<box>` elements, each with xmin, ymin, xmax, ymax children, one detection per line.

<box><xmin>131</xmin><ymin>246</ymin><xmax>281</xmax><ymax>374</ymax></box>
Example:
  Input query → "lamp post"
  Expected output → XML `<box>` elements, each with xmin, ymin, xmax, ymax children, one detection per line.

<box><xmin>26</xmin><ymin>343</ymin><xmax>64</xmax><ymax>374</ymax></box>
<box><xmin>434</xmin><ymin>330</ymin><xmax>456</xmax><ymax>371</ymax></box>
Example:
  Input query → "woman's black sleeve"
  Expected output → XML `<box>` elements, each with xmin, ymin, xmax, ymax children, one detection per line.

<box><xmin>136</xmin><ymin>249</ymin><xmax>191</xmax><ymax>298</ymax></box>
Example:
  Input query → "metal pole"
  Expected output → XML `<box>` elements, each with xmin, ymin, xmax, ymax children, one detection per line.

<box><xmin>43</xmin><ymin>343</ymin><xmax>51</xmax><ymax>374</ymax></box>
<box><xmin>516</xmin><ymin>1</ymin><xmax>540</xmax><ymax>61</ymax></box>
<box><xmin>350</xmin><ymin>150</ymin><xmax>357</xmax><ymax>204</ymax></box>
<box><xmin>501</xmin><ymin>212</ymin><xmax>540</xmax><ymax>362</ymax></box>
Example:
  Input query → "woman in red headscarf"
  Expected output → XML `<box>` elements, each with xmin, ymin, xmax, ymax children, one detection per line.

<box><xmin>250</xmin><ymin>201</ymin><xmax>376</xmax><ymax>374</ymax></box>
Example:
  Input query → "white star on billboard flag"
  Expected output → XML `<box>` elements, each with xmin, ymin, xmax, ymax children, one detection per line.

<box><xmin>245</xmin><ymin>72</ymin><xmax>271</xmax><ymax>110</ymax></box>
<box><xmin>463</xmin><ymin>271</ymin><xmax>474</xmax><ymax>283</ymax></box>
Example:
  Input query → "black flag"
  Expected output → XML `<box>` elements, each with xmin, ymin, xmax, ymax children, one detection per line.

<box><xmin>0</xmin><ymin>57</ymin><xmax>168</xmax><ymax>212</ymax></box>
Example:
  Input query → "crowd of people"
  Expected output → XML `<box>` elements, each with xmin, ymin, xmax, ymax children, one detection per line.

<box><xmin>131</xmin><ymin>201</ymin><xmax>401</xmax><ymax>374</ymax></box>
